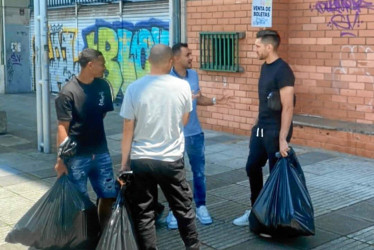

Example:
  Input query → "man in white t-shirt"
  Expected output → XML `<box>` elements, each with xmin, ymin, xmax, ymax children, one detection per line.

<box><xmin>119</xmin><ymin>44</ymin><xmax>200</xmax><ymax>250</ymax></box>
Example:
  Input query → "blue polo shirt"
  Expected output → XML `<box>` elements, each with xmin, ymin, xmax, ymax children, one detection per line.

<box><xmin>170</xmin><ymin>68</ymin><xmax>202</xmax><ymax>137</ymax></box>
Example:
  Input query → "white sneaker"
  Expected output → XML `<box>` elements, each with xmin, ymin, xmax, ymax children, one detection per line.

<box><xmin>165</xmin><ymin>211</ymin><xmax>178</xmax><ymax>230</ymax></box>
<box><xmin>259</xmin><ymin>233</ymin><xmax>272</xmax><ymax>238</ymax></box>
<box><xmin>233</xmin><ymin>209</ymin><xmax>251</xmax><ymax>226</ymax></box>
<box><xmin>196</xmin><ymin>205</ymin><xmax>213</xmax><ymax>225</ymax></box>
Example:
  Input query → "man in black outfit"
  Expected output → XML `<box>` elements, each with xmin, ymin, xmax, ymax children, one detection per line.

<box><xmin>233</xmin><ymin>30</ymin><xmax>295</xmax><ymax>227</ymax></box>
<box><xmin>54</xmin><ymin>48</ymin><xmax>117</xmax><ymax>231</ymax></box>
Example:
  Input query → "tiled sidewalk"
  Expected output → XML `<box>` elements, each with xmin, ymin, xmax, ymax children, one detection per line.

<box><xmin>1</xmin><ymin>94</ymin><xmax>374</xmax><ymax>249</ymax></box>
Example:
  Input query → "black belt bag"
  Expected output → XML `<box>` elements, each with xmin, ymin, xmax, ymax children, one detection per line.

<box><xmin>267</xmin><ymin>91</ymin><xmax>296</xmax><ymax>111</ymax></box>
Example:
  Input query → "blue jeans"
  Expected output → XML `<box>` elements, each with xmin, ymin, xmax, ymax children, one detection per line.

<box><xmin>185</xmin><ymin>132</ymin><xmax>206</xmax><ymax>207</ymax></box>
<box><xmin>65</xmin><ymin>152</ymin><xmax>118</xmax><ymax>199</ymax></box>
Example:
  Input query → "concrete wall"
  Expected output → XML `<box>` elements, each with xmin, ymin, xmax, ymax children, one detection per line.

<box><xmin>0</xmin><ymin>0</ymin><xmax>30</xmax><ymax>93</ymax></box>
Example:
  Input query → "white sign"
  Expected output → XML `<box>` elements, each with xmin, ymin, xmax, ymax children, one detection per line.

<box><xmin>11</xmin><ymin>42</ymin><xmax>21</xmax><ymax>53</ymax></box>
<box><xmin>251</xmin><ymin>0</ymin><xmax>272</xmax><ymax>27</ymax></box>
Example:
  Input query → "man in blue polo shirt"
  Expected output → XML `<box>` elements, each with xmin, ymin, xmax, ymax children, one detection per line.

<box><xmin>166</xmin><ymin>43</ymin><xmax>230</xmax><ymax>229</ymax></box>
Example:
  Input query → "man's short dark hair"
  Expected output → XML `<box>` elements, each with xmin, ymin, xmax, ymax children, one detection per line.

<box><xmin>256</xmin><ymin>30</ymin><xmax>281</xmax><ymax>50</ymax></box>
<box><xmin>78</xmin><ymin>48</ymin><xmax>103</xmax><ymax>68</ymax></box>
<box><xmin>172</xmin><ymin>43</ymin><xmax>188</xmax><ymax>56</ymax></box>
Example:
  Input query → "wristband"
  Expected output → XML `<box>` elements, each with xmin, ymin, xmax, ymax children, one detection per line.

<box><xmin>212</xmin><ymin>97</ymin><xmax>216</xmax><ymax>105</ymax></box>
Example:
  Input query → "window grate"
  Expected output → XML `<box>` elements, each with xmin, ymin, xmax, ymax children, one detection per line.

<box><xmin>200</xmin><ymin>32</ymin><xmax>244</xmax><ymax>72</ymax></box>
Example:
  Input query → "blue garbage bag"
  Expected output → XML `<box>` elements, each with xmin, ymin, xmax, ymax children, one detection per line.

<box><xmin>249</xmin><ymin>147</ymin><xmax>315</xmax><ymax>237</ymax></box>
<box><xmin>96</xmin><ymin>185</ymin><xmax>138</xmax><ymax>250</ymax></box>
<box><xmin>6</xmin><ymin>175</ymin><xmax>100</xmax><ymax>249</ymax></box>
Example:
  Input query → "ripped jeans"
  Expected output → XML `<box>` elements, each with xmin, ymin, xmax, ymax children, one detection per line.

<box><xmin>65</xmin><ymin>152</ymin><xmax>118</xmax><ymax>199</ymax></box>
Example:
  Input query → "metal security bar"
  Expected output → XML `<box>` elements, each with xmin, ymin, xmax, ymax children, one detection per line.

<box><xmin>29</xmin><ymin>0</ymin><xmax>161</xmax><ymax>8</ymax></box>
<box><xmin>200</xmin><ymin>32</ymin><xmax>244</xmax><ymax>72</ymax></box>
<box><xmin>30</xmin><ymin>0</ymin><xmax>117</xmax><ymax>8</ymax></box>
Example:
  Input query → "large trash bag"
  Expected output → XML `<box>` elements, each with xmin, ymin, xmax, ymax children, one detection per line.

<box><xmin>249</xmin><ymin>147</ymin><xmax>315</xmax><ymax>237</ymax></box>
<box><xmin>96</xmin><ymin>185</ymin><xmax>138</xmax><ymax>250</ymax></box>
<box><xmin>6</xmin><ymin>175</ymin><xmax>100</xmax><ymax>249</ymax></box>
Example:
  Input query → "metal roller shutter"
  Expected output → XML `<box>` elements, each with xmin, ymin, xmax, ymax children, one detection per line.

<box><xmin>30</xmin><ymin>0</ymin><xmax>169</xmax><ymax>95</ymax></box>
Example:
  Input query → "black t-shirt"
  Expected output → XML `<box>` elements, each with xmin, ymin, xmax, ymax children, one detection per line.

<box><xmin>258</xmin><ymin>58</ymin><xmax>295</xmax><ymax>129</ymax></box>
<box><xmin>55</xmin><ymin>76</ymin><xmax>114</xmax><ymax>155</ymax></box>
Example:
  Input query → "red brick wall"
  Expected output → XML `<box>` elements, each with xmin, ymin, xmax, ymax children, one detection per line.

<box><xmin>289</xmin><ymin>0</ymin><xmax>374</xmax><ymax>124</ymax></box>
<box><xmin>187</xmin><ymin>0</ymin><xmax>291</xmax><ymax>135</ymax></box>
<box><xmin>293</xmin><ymin>126</ymin><xmax>374</xmax><ymax>158</ymax></box>
<box><xmin>186</xmin><ymin>0</ymin><xmax>374</xmax><ymax>157</ymax></box>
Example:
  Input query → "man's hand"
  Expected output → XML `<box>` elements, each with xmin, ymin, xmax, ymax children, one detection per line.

<box><xmin>55</xmin><ymin>158</ymin><xmax>68</xmax><ymax>178</ymax></box>
<box><xmin>279</xmin><ymin>138</ymin><xmax>289</xmax><ymax>157</ymax></box>
<box><xmin>192</xmin><ymin>90</ymin><xmax>201</xmax><ymax>100</ymax></box>
<box><xmin>216</xmin><ymin>95</ymin><xmax>234</xmax><ymax>105</ymax></box>
<box><xmin>117</xmin><ymin>164</ymin><xmax>131</xmax><ymax>186</ymax></box>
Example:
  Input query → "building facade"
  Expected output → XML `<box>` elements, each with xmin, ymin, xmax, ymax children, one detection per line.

<box><xmin>29</xmin><ymin>0</ymin><xmax>170</xmax><ymax>100</ymax></box>
<box><xmin>1</xmin><ymin>0</ymin><xmax>373</xmax><ymax>157</ymax></box>
<box><xmin>0</xmin><ymin>0</ymin><xmax>31</xmax><ymax>94</ymax></box>
<box><xmin>186</xmin><ymin>0</ymin><xmax>374</xmax><ymax>158</ymax></box>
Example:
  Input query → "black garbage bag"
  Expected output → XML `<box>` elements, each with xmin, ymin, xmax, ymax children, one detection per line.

<box><xmin>249</xmin><ymin>148</ymin><xmax>315</xmax><ymax>237</ymax></box>
<box><xmin>96</xmin><ymin>185</ymin><xmax>138</xmax><ymax>250</ymax></box>
<box><xmin>6</xmin><ymin>175</ymin><xmax>100</xmax><ymax>249</ymax></box>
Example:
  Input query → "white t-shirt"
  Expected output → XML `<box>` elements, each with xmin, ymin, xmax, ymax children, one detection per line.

<box><xmin>120</xmin><ymin>74</ymin><xmax>192</xmax><ymax>162</ymax></box>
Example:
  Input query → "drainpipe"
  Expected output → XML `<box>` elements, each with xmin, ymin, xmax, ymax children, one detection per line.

<box><xmin>40</xmin><ymin>0</ymin><xmax>51</xmax><ymax>153</ymax></box>
<box><xmin>119</xmin><ymin>0</ymin><xmax>123</xmax><ymax>20</ymax></box>
<box><xmin>172</xmin><ymin>0</ymin><xmax>181</xmax><ymax>45</ymax></box>
<box><xmin>1</xmin><ymin>0</ymin><xmax>5</xmax><ymax>65</ymax></box>
<box><xmin>0</xmin><ymin>0</ymin><xmax>5</xmax><ymax>94</ymax></box>
<box><xmin>181</xmin><ymin>0</ymin><xmax>186</xmax><ymax>43</ymax></box>
<box><xmin>75</xmin><ymin>2</ymin><xmax>79</xmax><ymax>61</ymax></box>
<box><xmin>34</xmin><ymin>0</ymin><xmax>43</xmax><ymax>151</ymax></box>
<box><xmin>169</xmin><ymin>0</ymin><xmax>173</xmax><ymax>46</ymax></box>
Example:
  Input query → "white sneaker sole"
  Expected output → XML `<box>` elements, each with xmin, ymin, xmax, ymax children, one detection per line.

<box><xmin>197</xmin><ymin>216</ymin><xmax>213</xmax><ymax>225</ymax></box>
<box><xmin>232</xmin><ymin>221</ymin><xmax>249</xmax><ymax>226</ymax></box>
<box><xmin>259</xmin><ymin>233</ymin><xmax>272</xmax><ymax>238</ymax></box>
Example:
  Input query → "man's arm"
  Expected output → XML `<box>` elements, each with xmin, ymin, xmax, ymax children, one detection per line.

<box><xmin>120</xmin><ymin>118</ymin><xmax>135</xmax><ymax>173</ymax></box>
<box><xmin>195</xmin><ymin>91</ymin><xmax>232</xmax><ymax>106</ymax></box>
<box><xmin>182</xmin><ymin>112</ymin><xmax>190</xmax><ymax>126</ymax></box>
<box><xmin>54</xmin><ymin>121</ymin><xmax>70</xmax><ymax>178</ymax></box>
<box><xmin>279</xmin><ymin>86</ymin><xmax>294</xmax><ymax>157</ymax></box>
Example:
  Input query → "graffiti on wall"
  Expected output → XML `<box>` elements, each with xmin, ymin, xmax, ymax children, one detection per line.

<box><xmin>6</xmin><ymin>58</ymin><xmax>15</xmax><ymax>83</ymax></box>
<box><xmin>7</xmin><ymin>41</ymin><xmax>23</xmax><ymax>84</ymax></box>
<box><xmin>39</xmin><ymin>18</ymin><xmax>169</xmax><ymax>95</ymax></box>
<box><xmin>332</xmin><ymin>45</ymin><xmax>374</xmax><ymax>110</ymax></box>
<box><xmin>48</xmin><ymin>24</ymin><xmax>79</xmax><ymax>91</ymax></box>
<box><xmin>310</xmin><ymin>0</ymin><xmax>374</xmax><ymax>37</ymax></box>
<box><xmin>9</xmin><ymin>53</ymin><xmax>22</xmax><ymax>66</ymax></box>
<box><xmin>82</xmin><ymin>18</ymin><xmax>169</xmax><ymax>98</ymax></box>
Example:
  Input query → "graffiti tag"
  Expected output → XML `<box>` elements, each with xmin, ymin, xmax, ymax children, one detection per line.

<box><xmin>48</xmin><ymin>26</ymin><xmax>79</xmax><ymax>92</ymax></box>
<box><xmin>82</xmin><ymin>18</ymin><xmax>169</xmax><ymax>98</ymax></box>
<box><xmin>9</xmin><ymin>53</ymin><xmax>22</xmax><ymax>66</ymax></box>
<box><xmin>35</xmin><ymin>18</ymin><xmax>169</xmax><ymax>95</ymax></box>
<box><xmin>310</xmin><ymin>0</ymin><xmax>374</xmax><ymax>37</ymax></box>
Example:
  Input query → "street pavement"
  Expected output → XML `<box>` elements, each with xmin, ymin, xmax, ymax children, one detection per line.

<box><xmin>1</xmin><ymin>93</ymin><xmax>374</xmax><ymax>250</ymax></box>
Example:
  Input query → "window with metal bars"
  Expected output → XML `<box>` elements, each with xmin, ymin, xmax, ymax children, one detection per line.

<box><xmin>200</xmin><ymin>32</ymin><xmax>244</xmax><ymax>72</ymax></box>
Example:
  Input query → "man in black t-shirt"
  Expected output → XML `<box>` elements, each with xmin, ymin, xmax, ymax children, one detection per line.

<box><xmin>55</xmin><ymin>48</ymin><xmax>117</xmax><ymax>231</ymax></box>
<box><xmin>233</xmin><ymin>30</ymin><xmax>295</xmax><ymax>227</ymax></box>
